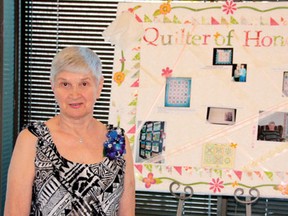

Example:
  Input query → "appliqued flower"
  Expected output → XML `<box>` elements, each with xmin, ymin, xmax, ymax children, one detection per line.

<box><xmin>113</xmin><ymin>71</ymin><xmax>126</xmax><ymax>86</ymax></box>
<box><xmin>222</xmin><ymin>0</ymin><xmax>237</xmax><ymax>15</ymax></box>
<box><xmin>232</xmin><ymin>181</ymin><xmax>239</xmax><ymax>188</ymax></box>
<box><xmin>209</xmin><ymin>178</ymin><xmax>224</xmax><ymax>193</ymax></box>
<box><xmin>161</xmin><ymin>67</ymin><xmax>173</xmax><ymax>77</ymax></box>
<box><xmin>276</xmin><ymin>181</ymin><xmax>288</xmax><ymax>195</ymax></box>
<box><xmin>143</xmin><ymin>173</ymin><xmax>156</xmax><ymax>188</ymax></box>
<box><xmin>159</xmin><ymin>3</ymin><xmax>172</xmax><ymax>15</ymax></box>
<box><xmin>103</xmin><ymin>126</ymin><xmax>126</xmax><ymax>160</ymax></box>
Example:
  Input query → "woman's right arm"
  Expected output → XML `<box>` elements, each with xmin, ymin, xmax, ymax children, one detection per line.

<box><xmin>4</xmin><ymin>129</ymin><xmax>37</xmax><ymax>216</ymax></box>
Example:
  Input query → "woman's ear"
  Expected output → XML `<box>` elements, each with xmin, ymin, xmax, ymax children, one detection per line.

<box><xmin>50</xmin><ymin>79</ymin><xmax>55</xmax><ymax>91</ymax></box>
<box><xmin>96</xmin><ymin>77</ymin><xmax>104</xmax><ymax>99</ymax></box>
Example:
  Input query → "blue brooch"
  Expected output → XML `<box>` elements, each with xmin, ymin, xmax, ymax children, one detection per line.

<box><xmin>103</xmin><ymin>126</ymin><xmax>126</xmax><ymax>160</ymax></box>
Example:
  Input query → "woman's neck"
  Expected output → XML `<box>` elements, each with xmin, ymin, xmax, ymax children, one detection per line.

<box><xmin>57</xmin><ymin>114</ymin><xmax>96</xmax><ymax>133</ymax></box>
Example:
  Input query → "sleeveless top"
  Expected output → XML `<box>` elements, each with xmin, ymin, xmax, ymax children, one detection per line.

<box><xmin>27</xmin><ymin>122</ymin><xmax>126</xmax><ymax>216</ymax></box>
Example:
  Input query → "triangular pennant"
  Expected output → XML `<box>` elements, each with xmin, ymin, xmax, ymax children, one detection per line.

<box><xmin>132</xmin><ymin>52</ymin><xmax>140</xmax><ymax>61</ymax></box>
<box><xmin>174</xmin><ymin>166</ymin><xmax>182</xmax><ymax>175</ymax></box>
<box><xmin>214</xmin><ymin>169</ymin><xmax>222</xmax><ymax>178</ymax></box>
<box><xmin>221</xmin><ymin>17</ymin><xmax>229</xmax><ymax>25</ymax></box>
<box><xmin>127</xmin><ymin>125</ymin><xmax>136</xmax><ymax>134</ymax></box>
<box><xmin>133</xmin><ymin>62</ymin><xmax>140</xmax><ymax>69</ymax></box>
<box><xmin>281</xmin><ymin>17</ymin><xmax>287</xmax><ymax>25</ymax></box>
<box><xmin>134</xmin><ymin>164</ymin><xmax>143</xmax><ymax>173</ymax></box>
<box><xmin>240</xmin><ymin>17</ymin><xmax>249</xmax><ymax>25</ymax></box>
<box><xmin>211</xmin><ymin>17</ymin><xmax>220</xmax><ymax>25</ymax></box>
<box><xmin>130</xmin><ymin>79</ymin><xmax>139</xmax><ymax>87</ymax></box>
<box><xmin>163</xmin><ymin>16</ymin><xmax>172</xmax><ymax>23</ymax></box>
<box><xmin>202</xmin><ymin>17</ymin><xmax>208</xmax><ymax>25</ymax></box>
<box><xmin>144</xmin><ymin>164</ymin><xmax>153</xmax><ymax>172</ymax></box>
<box><xmin>128</xmin><ymin>98</ymin><xmax>137</xmax><ymax>106</ymax></box>
<box><xmin>234</xmin><ymin>170</ymin><xmax>242</xmax><ymax>180</ymax></box>
<box><xmin>128</xmin><ymin>116</ymin><xmax>136</xmax><ymax>124</ymax></box>
<box><xmin>270</xmin><ymin>17</ymin><xmax>279</xmax><ymax>26</ymax></box>
<box><xmin>184</xmin><ymin>20</ymin><xmax>192</xmax><ymax>24</ymax></box>
<box><xmin>254</xmin><ymin>171</ymin><xmax>263</xmax><ymax>179</ymax></box>
<box><xmin>155</xmin><ymin>165</ymin><xmax>163</xmax><ymax>173</ymax></box>
<box><xmin>183</xmin><ymin>166</ymin><xmax>193</xmax><ymax>175</ymax></box>
<box><xmin>166</xmin><ymin>166</ymin><xmax>172</xmax><ymax>174</ymax></box>
<box><xmin>230</xmin><ymin>16</ymin><xmax>238</xmax><ymax>24</ymax></box>
<box><xmin>275</xmin><ymin>171</ymin><xmax>284</xmax><ymax>179</ymax></box>
<box><xmin>144</xmin><ymin>14</ymin><xmax>152</xmax><ymax>23</ymax></box>
<box><xmin>131</xmin><ymin>70</ymin><xmax>140</xmax><ymax>79</ymax></box>
<box><xmin>134</xmin><ymin>14</ymin><xmax>142</xmax><ymax>23</ymax></box>
<box><xmin>129</xmin><ymin>135</ymin><xmax>134</xmax><ymax>144</ymax></box>
<box><xmin>264</xmin><ymin>171</ymin><xmax>273</xmax><ymax>181</ymax></box>
<box><xmin>128</xmin><ymin>107</ymin><xmax>136</xmax><ymax>115</ymax></box>
<box><xmin>173</xmin><ymin>15</ymin><xmax>181</xmax><ymax>24</ymax></box>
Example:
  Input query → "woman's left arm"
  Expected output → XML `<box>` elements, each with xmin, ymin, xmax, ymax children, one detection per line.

<box><xmin>118</xmin><ymin>136</ymin><xmax>135</xmax><ymax>216</ymax></box>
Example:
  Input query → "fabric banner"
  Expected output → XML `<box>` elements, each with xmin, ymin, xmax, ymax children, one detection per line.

<box><xmin>104</xmin><ymin>1</ymin><xmax>288</xmax><ymax>198</ymax></box>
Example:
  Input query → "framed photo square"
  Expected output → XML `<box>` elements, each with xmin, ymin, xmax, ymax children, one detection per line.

<box><xmin>213</xmin><ymin>48</ymin><xmax>233</xmax><ymax>65</ymax></box>
<box><xmin>165</xmin><ymin>77</ymin><xmax>191</xmax><ymax>108</ymax></box>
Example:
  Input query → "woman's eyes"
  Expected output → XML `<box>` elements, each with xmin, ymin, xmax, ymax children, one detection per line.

<box><xmin>58</xmin><ymin>81</ymin><xmax>90</xmax><ymax>87</ymax></box>
<box><xmin>81</xmin><ymin>82</ymin><xmax>88</xmax><ymax>86</ymax></box>
<box><xmin>60</xmin><ymin>82</ymin><xmax>70</xmax><ymax>87</ymax></box>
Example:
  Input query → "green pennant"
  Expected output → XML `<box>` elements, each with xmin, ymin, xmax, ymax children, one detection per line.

<box><xmin>144</xmin><ymin>14</ymin><xmax>152</xmax><ymax>23</ymax></box>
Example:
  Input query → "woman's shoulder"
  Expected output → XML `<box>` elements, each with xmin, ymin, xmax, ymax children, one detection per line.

<box><xmin>22</xmin><ymin>121</ymin><xmax>53</xmax><ymax>143</ymax></box>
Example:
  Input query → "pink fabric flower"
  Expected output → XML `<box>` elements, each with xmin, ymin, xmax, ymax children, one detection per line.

<box><xmin>161</xmin><ymin>67</ymin><xmax>173</xmax><ymax>77</ymax></box>
<box><xmin>222</xmin><ymin>0</ymin><xmax>237</xmax><ymax>15</ymax></box>
<box><xmin>209</xmin><ymin>178</ymin><xmax>224</xmax><ymax>193</ymax></box>
<box><xmin>143</xmin><ymin>173</ymin><xmax>156</xmax><ymax>188</ymax></box>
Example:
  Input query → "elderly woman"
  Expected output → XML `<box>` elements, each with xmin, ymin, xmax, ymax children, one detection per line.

<box><xmin>5</xmin><ymin>46</ymin><xmax>135</xmax><ymax>215</ymax></box>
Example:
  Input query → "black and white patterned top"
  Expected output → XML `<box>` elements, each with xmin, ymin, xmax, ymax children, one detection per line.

<box><xmin>27</xmin><ymin>122</ymin><xmax>126</xmax><ymax>216</ymax></box>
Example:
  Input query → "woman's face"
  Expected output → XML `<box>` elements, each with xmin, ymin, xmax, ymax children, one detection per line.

<box><xmin>52</xmin><ymin>71</ymin><xmax>102</xmax><ymax>119</ymax></box>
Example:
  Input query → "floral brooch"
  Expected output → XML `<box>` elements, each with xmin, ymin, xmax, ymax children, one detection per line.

<box><xmin>103</xmin><ymin>126</ymin><xmax>126</xmax><ymax>160</ymax></box>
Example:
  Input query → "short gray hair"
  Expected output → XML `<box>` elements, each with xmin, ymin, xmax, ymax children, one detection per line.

<box><xmin>50</xmin><ymin>46</ymin><xmax>103</xmax><ymax>85</ymax></box>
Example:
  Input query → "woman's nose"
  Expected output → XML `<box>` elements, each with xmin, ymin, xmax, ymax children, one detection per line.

<box><xmin>70</xmin><ymin>86</ymin><xmax>81</xmax><ymax>98</ymax></box>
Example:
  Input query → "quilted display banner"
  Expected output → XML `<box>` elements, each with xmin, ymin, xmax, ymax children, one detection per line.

<box><xmin>104</xmin><ymin>1</ymin><xmax>288</xmax><ymax>198</ymax></box>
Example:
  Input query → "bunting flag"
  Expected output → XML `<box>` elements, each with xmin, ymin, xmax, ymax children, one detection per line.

<box><xmin>221</xmin><ymin>17</ymin><xmax>229</xmax><ymax>24</ymax></box>
<box><xmin>130</xmin><ymin>79</ymin><xmax>139</xmax><ymax>87</ymax></box>
<box><xmin>230</xmin><ymin>16</ymin><xmax>238</xmax><ymax>24</ymax></box>
<box><xmin>128</xmin><ymin>98</ymin><xmax>137</xmax><ymax>106</ymax></box>
<box><xmin>129</xmin><ymin>135</ymin><xmax>134</xmax><ymax>144</ymax></box>
<box><xmin>127</xmin><ymin>125</ymin><xmax>136</xmax><ymax>134</ymax></box>
<box><xmin>211</xmin><ymin>17</ymin><xmax>220</xmax><ymax>25</ymax></box>
<box><xmin>128</xmin><ymin>116</ymin><xmax>136</xmax><ymax>124</ymax></box>
<box><xmin>254</xmin><ymin>171</ymin><xmax>263</xmax><ymax>180</ymax></box>
<box><xmin>135</xmin><ymin>164</ymin><xmax>143</xmax><ymax>173</ymax></box>
<box><xmin>131</xmin><ymin>70</ymin><xmax>140</xmax><ymax>79</ymax></box>
<box><xmin>174</xmin><ymin>166</ymin><xmax>182</xmax><ymax>175</ymax></box>
<box><xmin>270</xmin><ymin>17</ymin><xmax>279</xmax><ymax>26</ymax></box>
<box><xmin>265</xmin><ymin>171</ymin><xmax>273</xmax><ymax>181</ymax></box>
<box><xmin>144</xmin><ymin>14</ymin><xmax>152</xmax><ymax>22</ymax></box>
<box><xmin>233</xmin><ymin>170</ymin><xmax>242</xmax><ymax>181</ymax></box>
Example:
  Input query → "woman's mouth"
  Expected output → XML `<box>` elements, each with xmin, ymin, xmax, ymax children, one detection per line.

<box><xmin>69</xmin><ymin>103</ymin><xmax>82</xmax><ymax>108</ymax></box>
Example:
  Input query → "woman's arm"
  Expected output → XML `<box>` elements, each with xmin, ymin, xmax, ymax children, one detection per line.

<box><xmin>4</xmin><ymin>129</ymin><xmax>37</xmax><ymax>216</ymax></box>
<box><xmin>118</xmin><ymin>136</ymin><xmax>135</xmax><ymax>216</ymax></box>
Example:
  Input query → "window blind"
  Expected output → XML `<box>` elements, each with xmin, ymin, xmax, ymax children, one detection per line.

<box><xmin>21</xmin><ymin>0</ymin><xmax>118</xmax><ymax>125</ymax></box>
<box><xmin>1</xmin><ymin>0</ymin><xmax>15</xmax><ymax>213</ymax></box>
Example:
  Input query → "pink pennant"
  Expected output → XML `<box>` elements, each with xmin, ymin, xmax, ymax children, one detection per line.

<box><xmin>134</xmin><ymin>164</ymin><xmax>143</xmax><ymax>173</ymax></box>
<box><xmin>127</xmin><ymin>125</ymin><xmax>136</xmax><ymax>134</ymax></box>
<box><xmin>174</xmin><ymin>166</ymin><xmax>182</xmax><ymax>175</ymax></box>
<box><xmin>254</xmin><ymin>171</ymin><xmax>263</xmax><ymax>179</ymax></box>
<box><xmin>234</xmin><ymin>170</ymin><xmax>242</xmax><ymax>180</ymax></box>
<box><xmin>211</xmin><ymin>17</ymin><xmax>220</xmax><ymax>25</ymax></box>
<box><xmin>130</xmin><ymin>79</ymin><xmax>139</xmax><ymax>87</ymax></box>
<box><xmin>270</xmin><ymin>17</ymin><xmax>279</xmax><ymax>26</ymax></box>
